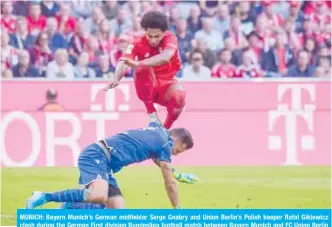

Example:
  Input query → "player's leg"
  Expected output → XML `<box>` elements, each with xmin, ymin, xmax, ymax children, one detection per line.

<box><xmin>60</xmin><ymin>182</ymin><xmax>123</xmax><ymax>209</ymax></box>
<box><xmin>105</xmin><ymin>184</ymin><xmax>125</xmax><ymax>208</ymax></box>
<box><xmin>161</xmin><ymin>81</ymin><xmax>186</xmax><ymax>129</ymax></box>
<box><xmin>134</xmin><ymin>67</ymin><xmax>161</xmax><ymax>122</ymax></box>
<box><xmin>26</xmin><ymin>177</ymin><xmax>109</xmax><ymax>209</ymax></box>
<box><xmin>26</xmin><ymin>145</ymin><xmax>110</xmax><ymax>209</ymax></box>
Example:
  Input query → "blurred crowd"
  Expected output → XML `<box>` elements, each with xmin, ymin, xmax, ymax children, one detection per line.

<box><xmin>1</xmin><ymin>0</ymin><xmax>331</xmax><ymax>80</ymax></box>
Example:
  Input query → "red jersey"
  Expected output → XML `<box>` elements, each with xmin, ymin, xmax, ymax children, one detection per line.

<box><xmin>313</xmin><ymin>14</ymin><xmax>331</xmax><ymax>25</ymax></box>
<box><xmin>27</xmin><ymin>15</ymin><xmax>46</xmax><ymax>36</ymax></box>
<box><xmin>236</xmin><ymin>65</ymin><xmax>261</xmax><ymax>78</ymax></box>
<box><xmin>304</xmin><ymin>1</ymin><xmax>331</xmax><ymax>15</ymax></box>
<box><xmin>211</xmin><ymin>63</ymin><xmax>236</xmax><ymax>78</ymax></box>
<box><xmin>125</xmin><ymin>31</ymin><xmax>181</xmax><ymax>79</ymax></box>
<box><xmin>1</xmin><ymin>15</ymin><xmax>16</xmax><ymax>33</ymax></box>
<box><xmin>56</xmin><ymin>16</ymin><xmax>77</xmax><ymax>35</ymax></box>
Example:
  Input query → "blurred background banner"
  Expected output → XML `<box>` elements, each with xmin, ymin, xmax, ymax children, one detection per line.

<box><xmin>1</xmin><ymin>79</ymin><xmax>330</xmax><ymax>167</ymax></box>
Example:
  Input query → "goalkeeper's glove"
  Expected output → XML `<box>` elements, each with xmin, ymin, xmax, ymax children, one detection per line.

<box><xmin>172</xmin><ymin>168</ymin><xmax>199</xmax><ymax>184</ymax></box>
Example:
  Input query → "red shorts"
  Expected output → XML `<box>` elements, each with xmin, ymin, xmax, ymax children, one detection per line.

<box><xmin>134</xmin><ymin>67</ymin><xmax>180</xmax><ymax>106</ymax></box>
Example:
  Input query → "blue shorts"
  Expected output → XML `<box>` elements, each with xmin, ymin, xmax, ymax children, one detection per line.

<box><xmin>78</xmin><ymin>144</ymin><xmax>119</xmax><ymax>188</ymax></box>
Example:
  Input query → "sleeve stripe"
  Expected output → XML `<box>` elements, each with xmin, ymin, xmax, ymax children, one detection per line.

<box><xmin>162</xmin><ymin>141</ymin><xmax>172</xmax><ymax>148</ymax></box>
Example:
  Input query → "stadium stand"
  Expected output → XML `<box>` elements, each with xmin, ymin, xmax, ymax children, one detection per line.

<box><xmin>1</xmin><ymin>0</ymin><xmax>331</xmax><ymax>79</ymax></box>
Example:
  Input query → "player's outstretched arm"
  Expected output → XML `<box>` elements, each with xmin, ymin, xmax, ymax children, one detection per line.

<box><xmin>120</xmin><ymin>49</ymin><xmax>175</xmax><ymax>68</ymax></box>
<box><xmin>104</xmin><ymin>60</ymin><xmax>128</xmax><ymax>90</ymax></box>
<box><xmin>159</xmin><ymin>161</ymin><xmax>181</xmax><ymax>209</ymax></box>
<box><xmin>153</xmin><ymin>159</ymin><xmax>199</xmax><ymax>184</ymax></box>
<box><xmin>139</xmin><ymin>49</ymin><xmax>175</xmax><ymax>67</ymax></box>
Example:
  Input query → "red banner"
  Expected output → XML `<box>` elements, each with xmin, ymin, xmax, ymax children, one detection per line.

<box><xmin>1</xmin><ymin>80</ymin><xmax>331</xmax><ymax>167</ymax></box>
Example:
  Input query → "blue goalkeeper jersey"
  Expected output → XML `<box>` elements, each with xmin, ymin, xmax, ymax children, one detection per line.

<box><xmin>102</xmin><ymin>122</ymin><xmax>173</xmax><ymax>173</ymax></box>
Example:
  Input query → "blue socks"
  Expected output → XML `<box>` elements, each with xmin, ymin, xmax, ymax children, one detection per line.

<box><xmin>44</xmin><ymin>189</ymin><xmax>107</xmax><ymax>209</ymax></box>
<box><xmin>45</xmin><ymin>189</ymin><xmax>88</xmax><ymax>202</ymax></box>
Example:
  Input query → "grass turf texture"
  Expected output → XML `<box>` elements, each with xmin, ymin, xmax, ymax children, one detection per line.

<box><xmin>1</xmin><ymin>166</ymin><xmax>331</xmax><ymax>226</ymax></box>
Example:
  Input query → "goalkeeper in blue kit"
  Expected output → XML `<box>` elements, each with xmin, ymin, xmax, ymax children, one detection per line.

<box><xmin>26</xmin><ymin>121</ymin><xmax>198</xmax><ymax>209</ymax></box>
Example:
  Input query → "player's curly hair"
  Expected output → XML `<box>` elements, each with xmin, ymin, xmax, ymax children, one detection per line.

<box><xmin>141</xmin><ymin>11</ymin><xmax>169</xmax><ymax>32</ymax></box>
<box><xmin>170</xmin><ymin>128</ymin><xmax>194</xmax><ymax>149</ymax></box>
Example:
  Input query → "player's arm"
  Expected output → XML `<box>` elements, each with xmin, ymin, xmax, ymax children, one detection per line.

<box><xmin>120</xmin><ymin>35</ymin><xmax>178</xmax><ymax>68</ymax></box>
<box><xmin>139</xmin><ymin>49</ymin><xmax>175</xmax><ymax>66</ymax></box>
<box><xmin>159</xmin><ymin>161</ymin><xmax>180</xmax><ymax>209</ymax></box>
<box><xmin>114</xmin><ymin>61</ymin><xmax>128</xmax><ymax>82</ymax></box>
<box><xmin>103</xmin><ymin>61</ymin><xmax>127</xmax><ymax>90</ymax></box>
<box><xmin>104</xmin><ymin>44</ymin><xmax>136</xmax><ymax>90</ymax></box>
<box><xmin>120</xmin><ymin>49</ymin><xmax>175</xmax><ymax>68</ymax></box>
<box><xmin>153</xmin><ymin>158</ymin><xmax>199</xmax><ymax>184</ymax></box>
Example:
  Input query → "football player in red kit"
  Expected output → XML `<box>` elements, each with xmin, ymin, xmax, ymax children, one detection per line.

<box><xmin>105</xmin><ymin>11</ymin><xmax>185</xmax><ymax>129</ymax></box>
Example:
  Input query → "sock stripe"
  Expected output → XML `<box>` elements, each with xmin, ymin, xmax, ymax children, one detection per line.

<box><xmin>46</xmin><ymin>189</ymin><xmax>86</xmax><ymax>203</ymax></box>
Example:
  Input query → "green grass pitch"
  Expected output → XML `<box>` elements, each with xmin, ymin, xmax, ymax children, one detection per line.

<box><xmin>1</xmin><ymin>166</ymin><xmax>331</xmax><ymax>226</ymax></box>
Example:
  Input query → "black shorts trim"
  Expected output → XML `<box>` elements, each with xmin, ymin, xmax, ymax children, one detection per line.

<box><xmin>108</xmin><ymin>184</ymin><xmax>122</xmax><ymax>198</ymax></box>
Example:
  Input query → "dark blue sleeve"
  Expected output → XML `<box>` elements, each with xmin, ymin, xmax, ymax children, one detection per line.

<box><xmin>151</xmin><ymin>128</ymin><xmax>172</xmax><ymax>163</ymax></box>
<box><xmin>155</xmin><ymin>142</ymin><xmax>172</xmax><ymax>163</ymax></box>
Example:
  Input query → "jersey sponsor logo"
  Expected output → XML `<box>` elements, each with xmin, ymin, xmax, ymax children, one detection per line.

<box><xmin>125</xmin><ymin>44</ymin><xmax>134</xmax><ymax>54</ymax></box>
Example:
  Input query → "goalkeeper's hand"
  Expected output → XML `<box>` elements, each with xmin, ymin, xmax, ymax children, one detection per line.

<box><xmin>172</xmin><ymin>168</ymin><xmax>199</xmax><ymax>184</ymax></box>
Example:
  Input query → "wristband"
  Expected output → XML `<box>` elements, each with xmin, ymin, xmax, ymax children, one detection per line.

<box><xmin>172</xmin><ymin>169</ymin><xmax>181</xmax><ymax>180</ymax></box>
